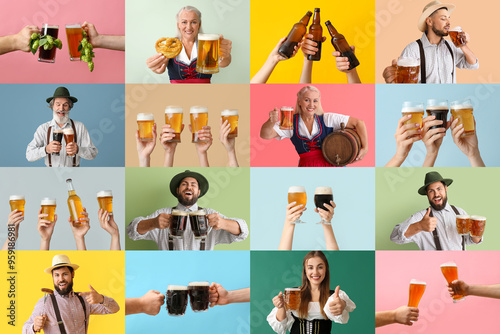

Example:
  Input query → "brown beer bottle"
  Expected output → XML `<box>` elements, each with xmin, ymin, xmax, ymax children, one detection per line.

<box><xmin>307</xmin><ymin>8</ymin><xmax>323</xmax><ymax>61</ymax></box>
<box><xmin>325</xmin><ymin>20</ymin><xmax>359</xmax><ymax>70</ymax></box>
<box><xmin>66</xmin><ymin>178</ymin><xmax>84</xmax><ymax>226</ymax></box>
<box><xmin>278</xmin><ymin>11</ymin><xmax>312</xmax><ymax>59</ymax></box>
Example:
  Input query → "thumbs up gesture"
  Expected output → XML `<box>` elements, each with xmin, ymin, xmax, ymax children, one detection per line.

<box><xmin>79</xmin><ymin>285</ymin><xmax>104</xmax><ymax>304</ymax></box>
<box><xmin>419</xmin><ymin>208</ymin><xmax>437</xmax><ymax>232</ymax></box>
<box><xmin>328</xmin><ymin>286</ymin><xmax>346</xmax><ymax>316</ymax></box>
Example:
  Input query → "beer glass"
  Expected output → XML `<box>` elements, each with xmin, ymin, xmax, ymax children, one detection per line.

<box><xmin>63</xmin><ymin>128</ymin><xmax>75</xmax><ymax>157</ymax></box>
<box><xmin>166</xmin><ymin>285</ymin><xmax>189</xmax><ymax>316</ymax></box>
<box><xmin>426</xmin><ymin>99</ymin><xmax>449</xmax><ymax>130</ymax></box>
<box><xmin>470</xmin><ymin>215</ymin><xmax>486</xmax><ymax>238</ymax></box>
<box><xmin>284</xmin><ymin>288</ymin><xmax>301</xmax><ymax>310</ymax></box>
<box><xmin>279</xmin><ymin>107</ymin><xmax>294</xmax><ymax>130</ymax></box>
<box><xmin>314</xmin><ymin>187</ymin><xmax>333</xmax><ymax>225</ymax></box>
<box><xmin>97</xmin><ymin>190</ymin><xmax>113</xmax><ymax>216</ymax></box>
<box><xmin>196</xmin><ymin>34</ymin><xmax>220</xmax><ymax>74</ymax></box>
<box><xmin>9</xmin><ymin>195</ymin><xmax>25</xmax><ymax>215</ymax></box>
<box><xmin>52</xmin><ymin>130</ymin><xmax>63</xmax><ymax>156</ymax></box>
<box><xmin>450</xmin><ymin>100</ymin><xmax>474</xmax><ymax>137</ymax></box>
<box><xmin>449</xmin><ymin>27</ymin><xmax>466</xmax><ymax>47</ymax></box>
<box><xmin>41</xmin><ymin>198</ymin><xmax>56</xmax><ymax>223</ymax></box>
<box><xmin>221</xmin><ymin>109</ymin><xmax>239</xmax><ymax>138</ymax></box>
<box><xmin>170</xmin><ymin>209</ymin><xmax>188</xmax><ymax>239</ymax></box>
<box><xmin>401</xmin><ymin>102</ymin><xmax>425</xmax><ymax>135</ymax></box>
<box><xmin>65</xmin><ymin>24</ymin><xmax>83</xmax><ymax>61</ymax></box>
<box><xmin>189</xmin><ymin>210</ymin><xmax>211</xmax><ymax>239</ymax></box>
<box><xmin>455</xmin><ymin>214</ymin><xmax>471</xmax><ymax>235</ymax></box>
<box><xmin>188</xmin><ymin>282</ymin><xmax>210</xmax><ymax>312</ymax></box>
<box><xmin>38</xmin><ymin>24</ymin><xmax>59</xmax><ymax>63</ymax></box>
<box><xmin>408</xmin><ymin>279</ymin><xmax>426</xmax><ymax>307</ymax></box>
<box><xmin>165</xmin><ymin>106</ymin><xmax>183</xmax><ymax>143</ymax></box>
<box><xmin>288</xmin><ymin>186</ymin><xmax>307</xmax><ymax>224</ymax></box>
<box><xmin>395</xmin><ymin>57</ymin><xmax>420</xmax><ymax>83</ymax></box>
<box><xmin>190</xmin><ymin>106</ymin><xmax>208</xmax><ymax>143</ymax></box>
<box><xmin>441</xmin><ymin>262</ymin><xmax>464</xmax><ymax>302</ymax></box>
<box><xmin>137</xmin><ymin>113</ymin><xmax>155</xmax><ymax>142</ymax></box>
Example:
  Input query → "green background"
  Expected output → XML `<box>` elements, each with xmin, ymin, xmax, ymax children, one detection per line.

<box><xmin>250</xmin><ymin>251</ymin><xmax>375</xmax><ymax>333</ymax></box>
<box><xmin>376</xmin><ymin>167</ymin><xmax>498</xmax><ymax>250</ymax></box>
<box><xmin>125</xmin><ymin>167</ymin><xmax>250</xmax><ymax>250</ymax></box>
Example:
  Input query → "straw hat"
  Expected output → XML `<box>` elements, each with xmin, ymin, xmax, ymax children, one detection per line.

<box><xmin>418</xmin><ymin>1</ymin><xmax>455</xmax><ymax>32</ymax></box>
<box><xmin>44</xmin><ymin>254</ymin><xmax>80</xmax><ymax>274</ymax></box>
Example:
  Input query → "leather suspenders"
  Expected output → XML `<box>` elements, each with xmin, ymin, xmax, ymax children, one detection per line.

<box><xmin>49</xmin><ymin>293</ymin><xmax>88</xmax><ymax>334</ymax></box>
<box><xmin>428</xmin><ymin>205</ymin><xmax>464</xmax><ymax>250</ymax></box>
<box><xmin>47</xmin><ymin>120</ymin><xmax>78</xmax><ymax>167</ymax></box>
<box><xmin>416</xmin><ymin>39</ymin><xmax>455</xmax><ymax>83</ymax></box>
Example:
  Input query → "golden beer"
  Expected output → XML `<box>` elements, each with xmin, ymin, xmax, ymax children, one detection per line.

<box><xmin>65</xmin><ymin>24</ymin><xmax>83</xmax><ymax>61</ymax></box>
<box><xmin>408</xmin><ymin>279</ymin><xmax>426</xmax><ymax>307</ymax></box>
<box><xmin>190</xmin><ymin>106</ymin><xmax>208</xmax><ymax>143</ymax></box>
<box><xmin>137</xmin><ymin>113</ymin><xmax>155</xmax><ymax>142</ymax></box>
<box><xmin>41</xmin><ymin>198</ymin><xmax>56</xmax><ymax>223</ymax></box>
<box><xmin>66</xmin><ymin>179</ymin><xmax>85</xmax><ymax>226</ymax></box>
<box><xmin>63</xmin><ymin>128</ymin><xmax>74</xmax><ymax>144</ymax></box>
<box><xmin>280</xmin><ymin>107</ymin><xmax>294</xmax><ymax>130</ymax></box>
<box><xmin>396</xmin><ymin>57</ymin><xmax>420</xmax><ymax>83</ymax></box>
<box><xmin>450</xmin><ymin>100</ymin><xmax>474</xmax><ymax>137</ymax></box>
<box><xmin>221</xmin><ymin>109</ymin><xmax>239</xmax><ymax>138</ymax></box>
<box><xmin>470</xmin><ymin>215</ymin><xmax>486</xmax><ymax>238</ymax></box>
<box><xmin>288</xmin><ymin>186</ymin><xmax>307</xmax><ymax>224</ymax></box>
<box><xmin>284</xmin><ymin>288</ymin><xmax>301</xmax><ymax>310</ymax></box>
<box><xmin>97</xmin><ymin>190</ymin><xmax>113</xmax><ymax>215</ymax></box>
<box><xmin>401</xmin><ymin>102</ymin><xmax>425</xmax><ymax>135</ymax></box>
<box><xmin>440</xmin><ymin>262</ymin><xmax>464</xmax><ymax>302</ymax></box>
<box><xmin>449</xmin><ymin>27</ymin><xmax>466</xmax><ymax>47</ymax></box>
<box><xmin>9</xmin><ymin>195</ymin><xmax>25</xmax><ymax>215</ymax></box>
<box><xmin>165</xmin><ymin>106</ymin><xmax>183</xmax><ymax>143</ymax></box>
<box><xmin>455</xmin><ymin>214</ymin><xmax>471</xmax><ymax>235</ymax></box>
<box><xmin>196</xmin><ymin>34</ymin><xmax>220</xmax><ymax>74</ymax></box>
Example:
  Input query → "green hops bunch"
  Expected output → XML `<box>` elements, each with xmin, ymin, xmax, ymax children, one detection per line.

<box><xmin>29</xmin><ymin>32</ymin><xmax>62</xmax><ymax>55</ymax></box>
<box><xmin>78</xmin><ymin>30</ymin><xmax>95</xmax><ymax>72</ymax></box>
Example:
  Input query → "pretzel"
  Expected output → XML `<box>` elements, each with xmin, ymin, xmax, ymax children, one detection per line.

<box><xmin>155</xmin><ymin>37</ymin><xmax>182</xmax><ymax>58</ymax></box>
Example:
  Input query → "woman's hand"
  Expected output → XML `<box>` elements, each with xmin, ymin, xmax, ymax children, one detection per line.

<box><xmin>146</xmin><ymin>53</ymin><xmax>168</xmax><ymax>74</ymax></box>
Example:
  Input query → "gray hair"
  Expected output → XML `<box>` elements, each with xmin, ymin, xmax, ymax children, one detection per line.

<box><xmin>48</xmin><ymin>98</ymin><xmax>73</xmax><ymax>110</ymax></box>
<box><xmin>175</xmin><ymin>6</ymin><xmax>203</xmax><ymax>39</ymax></box>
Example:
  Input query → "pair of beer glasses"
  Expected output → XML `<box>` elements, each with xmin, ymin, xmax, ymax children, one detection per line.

<box><xmin>401</xmin><ymin>99</ymin><xmax>475</xmax><ymax>138</ymax></box>
<box><xmin>170</xmin><ymin>209</ymin><xmax>211</xmax><ymax>239</ymax></box>
<box><xmin>10</xmin><ymin>195</ymin><xmax>58</xmax><ymax>224</ymax></box>
<box><xmin>37</xmin><ymin>23</ymin><xmax>84</xmax><ymax>63</ymax></box>
<box><xmin>456</xmin><ymin>215</ymin><xmax>486</xmax><ymax>238</ymax></box>
<box><xmin>287</xmin><ymin>186</ymin><xmax>333</xmax><ymax>225</ymax></box>
<box><xmin>166</xmin><ymin>282</ymin><xmax>210</xmax><ymax>316</ymax></box>
<box><xmin>52</xmin><ymin>128</ymin><xmax>75</xmax><ymax>157</ymax></box>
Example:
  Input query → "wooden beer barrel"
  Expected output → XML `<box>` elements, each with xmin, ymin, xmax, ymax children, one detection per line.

<box><xmin>321</xmin><ymin>123</ymin><xmax>361</xmax><ymax>166</ymax></box>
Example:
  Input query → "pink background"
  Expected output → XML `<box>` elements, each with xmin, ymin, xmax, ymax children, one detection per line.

<box><xmin>376</xmin><ymin>251</ymin><xmax>500</xmax><ymax>333</ymax></box>
<box><xmin>0</xmin><ymin>0</ymin><xmax>124</xmax><ymax>83</ymax></box>
<box><xmin>250</xmin><ymin>84</ymin><xmax>375</xmax><ymax>167</ymax></box>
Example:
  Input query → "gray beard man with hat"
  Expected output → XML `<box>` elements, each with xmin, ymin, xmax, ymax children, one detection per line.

<box><xmin>26</xmin><ymin>87</ymin><xmax>98</xmax><ymax>167</ymax></box>
<box><xmin>383</xmin><ymin>1</ymin><xmax>478</xmax><ymax>83</ymax></box>
<box><xmin>390</xmin><ymin>171</ymin><xmax>482</xmax><ymax>250</ymax></box>
<box><xmin>127</xmin><ymin>170</ymin><xmax>248</xmax><ymax>250</ymax></box>
<box><xmin>23</xmin><ymin>254</ymin><xmax>119</xmax><ymax>334</ymax></box>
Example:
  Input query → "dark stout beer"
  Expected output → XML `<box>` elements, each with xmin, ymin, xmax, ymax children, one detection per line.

<box><xmin>188</xmin><ymin>282</ymin><xmax>210</xmax><ymax>312</ymax></box>
<box><xmin>166</xmin><ymin>285</ymin><xmax>189</xmax><ymax>316</ymax></box>
<box><xmin>170</xmin><ymin>209</ymin><xmax>188</xmax><ymax>239</ymax></box>
<box><xmin>189</xmin><ymin>210</ymin><xmax>209</xmax><ymax>239</ymax></box>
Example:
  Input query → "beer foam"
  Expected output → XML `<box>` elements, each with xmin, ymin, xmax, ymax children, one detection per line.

<box><xmin>65</xmin><ymin>24</ymin><xmax>81</xmax><ymax>29</ymax></box>
<box><xmin>9</xmin><ymin>195</ymin><xmax>25</xmax><ymax>200</ymax></box>
<box><xmin>42</xmin><ymin>24</ymin><xmax>59</xmax><ymax>29</ymax></box>
<box><xmin>410</xmin><ymin>279</ymin><xmax>426</xmax><ymax>285</ymax></box>
<box><xmin>168</xmin><ymin>285</ymin><xmax>188</xmax><ymax>290</ymax></box>
<box><xmin>53</xmin><ymin>130</ymin><xmax>63</xmax><ymax>133</ymax></box>
<box><xmin>426</xmin><ymin>105</ymin><xmax>449</xmax><ymax>111</ymax></box>
<box><xmin>456</xmin><ymin>214</ymin><xmax>470</xmax><ymax>219</ymax></box>
<box><xmin>440</xmin><ymin>261</ymin><xmax>457</xmax><ymax>268</ymax></box>
<box><xmin>450</xmin><ymin>26</ymin><xmax>462</xmax><ymax>32</ymax></box>
<box><xmin>221</xmin><ymin>109</ymin><xmax>238</xmax><ymax>116</ymax></box>
<box><xmin>172</xmin><ymin>209</ymin><xmax>188</xmax><ymax>216</ymax></box>
<box><xmin>198</xmin><ymin>34</ymin><xmax>220</xmax><ymax>41</ymax></box>
<box><xmin>63</xmin><ymin>128</ymin><xmax>74</xmax><ymax>134</ymax></box>
<box><xmin>165</xmin><ymin>106</ymin><xmax>183</xmax><ymax>114</ymax></box>
<box><xmin>137</xmin><ymin>113</ymin><xmax>154</xmax><ymax>121</ymax></box>
<box><xmin>451</xmin><ymin>100</ymin><xmax>472</xmax><ymax>109</ymax></box>
<box><xmin>97</xmin><ymin>190</ymin><xmax>113</xmax><ymax>198</ymax></box>
<box><xmin>314</xmin><ymin>187</ymin><xmax>332</xmax><ymax>195</ymax></box>
<box><xmin>41</xmin><ymin>198</ymin><xmax>56</xmax><ymax>205</ymax></box>
<box><xmin>189</xmin><ymin>210</ymin><xmax>206</xmax><ymax>215</ymax></box>
<box><xmin>188</xmin><ymin>281</ymin><xmax>209</xmax><ymax>286</ymax></box>
<box><xmin>397</xmin><ymin>57</ymin><xmax>419</xmax><ymax>67</ymax></box>
<box><xmin>280</xmin><ymin>106</ymin><xmax>294</xmax><ymax>111</ymax></box>
<box><xmin>285</xmin><ymin>288</ymin><xmax>301</xmax><ymax>291</ymax></box>
<box><xmin>288</xmin><ymin>186</ymin><xmax>306</xmax><ymax>193</ymax></box>
<box><xmin>190</xmin><ymin>106</ymin><xmax>208</xmax><ymax>114</ymax></box>
<box><xmin>470</xmin><ymin>215</ymin><xmax>486</xmax><ymax>221</ymax></box>
<box><xmin>401</xmin><ymin>107</ymin><xmax>424</xmax><ymax>113</ymax></box>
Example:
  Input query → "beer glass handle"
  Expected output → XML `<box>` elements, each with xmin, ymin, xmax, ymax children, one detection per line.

<box><xmin>218</xmin><ymin>35</ymin><xmax>223</xmax><ymax>63</ymax></box>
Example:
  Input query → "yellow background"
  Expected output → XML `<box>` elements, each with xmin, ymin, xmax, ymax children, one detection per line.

<box><xmin>1</xmin><ymin>251</ymin><xmax>124</xmax><ymax>333</ymax></box>
<box><xmin>250</xmin><ymin>0</ymin><xmax>375</xmax><ymax>83</ymax></box>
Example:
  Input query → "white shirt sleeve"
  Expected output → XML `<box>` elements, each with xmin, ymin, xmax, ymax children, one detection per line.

<box><xmin>74</xmin><ymin>121</ymin><xmax>98</xmax><ymax>160</ymax></box>
<box><xmin>453</xmin><ymin>45</ymin><xmax>479</xmax><ymax>70</ymax></box>
<box><xmin>206</xmin><ymin>208</ymin><xmax>249</xmax><ymax>245</ymax></box>
<box><xmin>390</xmin><ymin>211</ymin><xmax>425</xmax><ymax>245</ymax></box>
<box><xmin>323</xmin><ymin>113</ymin><xmax>350</xmax><ymax>129</ymax></box>
<box><xmin>323</xmin><ymin>289</ymin><xmax>356</xmax><ymax>324</ymax></box>
<box><xmin>272</xmin><ymin>123</ymin><xmax>293</xmax><ymax>140</ymax></box>
<box><xmin>126</xmin><ymin>208</ymin><xmax>171</xmax><ymax>243</ymax></box>
<box><xmin>267</xmin><ymin>307</ymin><xmax>295</xmax><ymax>334</ymax></box>
<box><xmin>26</xmin><ymin>124</ymin><xmax>48</xmax><ymax>162</ymax></box>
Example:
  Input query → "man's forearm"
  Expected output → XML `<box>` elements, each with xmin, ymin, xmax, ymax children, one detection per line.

<box><xmin>375</xmin><ymin>310</ymin><xmax>396</xmax><ymax>327</ymax></box>
<box><xmin>403</xmin><ymin>222</ymin><xmax>421</xmax><ymax>238</ymax></box>
<box><xmin>227</xmin><ymin>288</ymin><xmax>250</xmax><ymax>303</ymax></box>
<box><xmin>136</xmin><ymin>218</ymin><xmax>158</xmax><ymax>235</ymax></box>
<box><xmin>469</xmin><ymin>284</ymin><xmax>500</xmax><ymax>299</ymax></box>
<box><xmin>221</xmin><ymin>219</ymin><xmax>241</xmax><ymax>235</ymax></box>
<box><xmin>461</xmin><ymin>46</ymin><xmax>478</xmax><ymax>65</ymax></box>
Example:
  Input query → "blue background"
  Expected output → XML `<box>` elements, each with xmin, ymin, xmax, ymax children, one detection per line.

<box><xmin>250</xmin><ymin>167</ymin><xmax>375</xmax><ymax>250</ymax></box>
<box><xmin>0</xmin><ymin>84</ymin><xmax>125</xmax><ymax>167</ymax></box>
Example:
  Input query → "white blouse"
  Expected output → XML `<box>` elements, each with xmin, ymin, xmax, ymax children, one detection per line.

<box><xmin>273</xmin><ymin>113</ymin><xmax>350</xmax><ymax>140</ymax></box>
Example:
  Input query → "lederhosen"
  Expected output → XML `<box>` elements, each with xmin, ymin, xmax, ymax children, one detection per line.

<box><xmin>46</xmin><ymin>120</ymin><xmax>78</xmax><ymax>167</ymax></box>
<box><xmin>416</xmin><ymin>39</ymin><xmax>454</xmax><ymax>83</ymax></box>
<box><xmin>428</xmin><ymin>205</ymin><xmax>465</xmax><ymax>251</ymax></box>
<box><xmin>49</xmin><ymin>293</ymin><xmax>88</xmax><ymax>334</ymax></box>
<box><xmin>167</xmin><ymin>207</ymin><xmax>207</xmax><ymax>251</ymax></box>
<box><xmin>289</xmin><ymin>289</ymin><xmax>335</xmax><ymax>334</ymax></box>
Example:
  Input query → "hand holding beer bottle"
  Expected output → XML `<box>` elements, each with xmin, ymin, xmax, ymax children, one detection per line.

<box><xmin>69</xmin><ymin>207</ymin><xmax>90</xmax><ymax>250</ymax></box>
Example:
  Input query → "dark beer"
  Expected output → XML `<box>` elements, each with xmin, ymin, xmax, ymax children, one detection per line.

<box><xmin>278</xmin><ymin>11</ymin><xmax>312</xmax><ymax>59</ymax></box>
<box><xmin>307</xmin><ymin>8</ymin><xmax>322</xmax><ymax>61</ymax></box>
<box><xmin>189</xmin><ymin>210</ymin><xmax>209</xmax><ymax>239</ymax></box>
<box><xmin>314</xmin><ymin>193</ymin><xmax>333</xmax><ymax>211</ymax></box>
<box><xmin>426</xmin><ymin>99</ymin><xmax>449</xmax><ymax>130</ymax></box>
<box><xmin>188</xmin><ymin>282</ymin><xmax>210</xmax><ymax>312</ymax></box>
<box><xmin>170</xmin><ymin>209</ymin><xmax>188</xmax><ymax>239</ymax></box>
<box><xmin>166</xmin><ymin>285</ymin><xmax>189</xmax><ymax>316</ymax></box>
<box><xmin>38</xmin><ymin>24</ymin><xmax>59</xmax><ymax>63</ymax></box>
<box><xmin>53</xmin><ymin>130</ymin><xmax>63</xmax><ymax>156</ymax></box>
<box><xmin>325</xmin><ymin>20</ymin><xmax>359</xmax><ymax>70</ymax></box>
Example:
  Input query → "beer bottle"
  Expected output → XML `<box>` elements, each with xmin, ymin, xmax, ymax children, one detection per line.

<box><xmin>278</xmin><ymin>11</ymin><xmax>312</xmax><ymax>59</ymax></box>
<box><xmin>66</xmin><ymin>178</ymin><xmax>84</xmax><ymax>226</ymax></box>
<box><xmin>325</xmin><ymin>20</ymin><xmax>360</xmax><ymax>70</ymax></box>
<box><xmin>307</xmin><ymin>8</ymin><xmax>323</xmax><ymax>61</ymax></box>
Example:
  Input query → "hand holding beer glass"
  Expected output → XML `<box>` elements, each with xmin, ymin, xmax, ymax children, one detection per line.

<box><xmin>190</xmin><ymin>106</ymin><xmax>209</xmax><ymax>143</ymax></box>
<box><xmin>197</xmin><ymin>34</ymin><xmax>220</xmax><ymax>74</ymax></box>
<box><xmin>441</xmin><ymin>262</ymin><xmax>465</xmax><ymax>302</ymax></box>
<box><xmin>401</xmin><ymin>102</ymin><xmax>424</xmax><ymax>137</ymax></box>
<box><xmin>38</xmin><ymin>24</ymin><xmax>59</xmax><ymax>63</ymax></box>
<box><xmin>284</xmin><ymin>288</ymin><xmax>301</xmax><ymax>310</ymax></box>
<box><xmin>164</xmin><ymin>106</ymin><xmax>184</xmax><ymax>143</ymax></box>
<box><xmin>449</xmin><ymin>27</ymin><xmax>467</xmax><ymax>47</ymax></box>
<box><xmin>408</xmin><ymin>279</ymin><xmax>426</xmax><ymax>308</ymax></box>
<box><xmin>287</xmin><ymin>186</ymin><xmax>307</xmax><ymax>224</ymax></box>
<box><xmin>395</xmin><ymin>57</ymin><xmax>420</xmax><ymax>83</ymax></box>
<box><xmin>9</xmin><ymin>195</ymin><xmax>26</xmax><ymax>216</ymax></box>
<box><xmin>137</xmin><ymin>113</ymin><xmax>155</xmax><ymax>142</ymax></box>
<box><xmin>314</xmin><ymin>187</ymin><xmax>334</xmax><ymax>225</ymax></box>
<box><xmin>279</xmin><ymin>107</ymin><xmax>294</xmax><ymax>131</ymax></box>
<box><xmin>40</xmin><ymin>198</ymin><xmax>56</xmax><ymax>224</ymax></box>
<box><xmin>450</xmin><ymin>100</ymin><xmax>475</xmax><ymax>138</ymax></box>
<box><xmin>52</xmin><ymin>130</ymin><xmax>63</xmax><ymax>156</ymax></box>
<box><xmin>63</xmin><ymin>128</ymin><xmax>76</xmax><ymax>157</ymax></box>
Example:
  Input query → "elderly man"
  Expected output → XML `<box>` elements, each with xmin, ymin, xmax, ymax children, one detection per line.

<box><xmin>26</xmin><ymin>87</ymin><xmax>98</xmax><ymax>167</ymax></box>
<box><xmin>23</xmin><ymin>254</ymin><xmax>119</xmax><ymax>333</ymax></box>
<box><xmin>383</xmin><ymin>1</ymin><xmax>478</xmax><ymax>83</ymax></box>
<box><xmin>390</xmin><ymin>171</ymin><xmax>482</xmax><ymax>250</ymax></box>
<box><xmin>127</xmin><ymin>170</ymin><xmax>248</xmax><ymax>250</ymax></box>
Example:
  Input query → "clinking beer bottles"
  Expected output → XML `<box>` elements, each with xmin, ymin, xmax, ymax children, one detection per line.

<box><xmin>325</xmin><ymin>20</ymin><xmax>359</xmax><ymax>70</ymax></box>
<box><xmin>66</xmin><ymin>178</ymin><xmax>84</xmax><ymax>226</ymax></box>
<box><xmin>278</xmin><ymin>11</ymin><xmax>312</xmax><ymax>59</ymax></box>
<box><xmin>307</xmin><ymin>8</ymin><xmax>322</xmax><ymax>61</ymax></box>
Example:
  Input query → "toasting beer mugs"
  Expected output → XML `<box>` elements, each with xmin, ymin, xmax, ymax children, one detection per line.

<box><xmin>280</xmin><ymin>107</ymin><xmax>294</xmax><ymax>130</ymax></box>
<box><xmin>401</xmin><ymin>102</ymin><xmax>425</xmax><ymax>134</ymax></box>
<box><xmin>166</xmin><ymin>285</ymin><xmax>189</xmax><ymax>316</ymax></box>
<box><xmin>408</xmin><ymin>279</ymin><xmax>426</xmax><ymax>307</ymax></box>
<box><xmin>190</xmin><ymin>106</ymin><xmax>208</xmax><ymax>143</ymax></box>
<box><xmin>137</xmin><ymin>113</ymin><xmax>155</xmax><ymax>142</ymax></box>
<box><xmin>52</xmin><ymin>130</ymin><xmax>63</xmax><ymax>156</ymax></box>
<box><xmin>170</xmin><ymin>209</ymin><xmax>188</xmax><ymax>239</ymax></box>
<box><xmin>38</xmin><ymin>24</ymin><xmax>59</xmax><ymax>63</ymax></box>
<box><xmin>165</xmin><ymin>106</ymin><xmax>183</xmax><ymax>143</ymax></box>
<box><xmin>288</xmin><ymin>186</ymin><xmax>307</xmax><ymax>224</ymax></box>
<box><xmin>314</xmin><ymin>187</ymin><xmax>333</xmax><ymax>225</ymax></box>
<box><xmin>426</xmin><ymin>99</ymin><xmax>449</xmax><ymax>130</ymax></box>
<box><xmin>189</xmin><ymin>210</ymin><xmax>210</xmax><ymax>239</ymax></box>
<box><xmin>9</xmin><ymin>195</ymin><xmax>25</xmax><ymax>215</ymax></box>
<box><xmin>441</xmin><ymin>262</ymin><xmax>464</xmax><ymax>302</ymax></box>
<box><xmin>188</xmin><ymin>282</ymin><xmax>210</xmax><ymax>312</ymax></box>
<box><xmin>66</xmin><ymin>24</ymin><xmax>83</xmax><ymax>61</ymax></box>
<box><xmin>197</xmin><ymin>34</ymin><xmax>220</xmax><ymax>74</ymax></box>
<box><xmin>97</xmin><ymin>190</ymin><xmax>113</xmax><ymax>216</ymax></box>
<box><xmin>450</xmin><ymin>100</ymin><xmax>474</xmax><ymax>137</ymax></box>
<box><xmin>470</xmin><ymin>215</ymin><xmax>486</xmax><ymax>238</ymax></box>
<box><xmin>449</xmin><ymin>27</ymin><xmax>466</xmax><ymax>47</ymax></box>
<box><xmin>63</xmin><ymin>128</ymin><xmax>75</xmax><ymax>157</ymax></box>
<box><xmin>221</xmin><ymin>109</ymin><xmax>239</xmax><ymax>138</ymax></box>
<box><xmin>395</xmin><ymin>57</ymin><xmax>420</xmax><ymax>83</ymax></box>
<box><xmin>456</xmin><ymin>214</ymin><xmax>471</xmax><ymax>235</ymax></box>
<box><xmin>284</xmin><ymin>288</ymin><xmax>301</xmax><ymax>310</ymax></box>
<box><xmin>41</xmin><ymin>198</ymin><xmax>56</xmax><ymax>223</ymax></box>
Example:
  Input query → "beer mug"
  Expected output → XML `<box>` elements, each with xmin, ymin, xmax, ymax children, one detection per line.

<box><xmin>166</xmin><ymin>285</ymin><xmax>189</xmax><ymax>316</ymax></box>
<box><xmin>450</xmin><ymin>100</ymin><xmax>474</xmax><ymax>137</ymax></box>
<box><xmin>449</xmin><ymin>27</ymin><xmax>466</xmax><ymax>47</ymax></box>
<box><xmin>188</xmin><ymin>281</ymin><xmax>210</xmax><ymax>312</ymax></box>
<box><xmin>288</xmin><ymin>186</ymin><xmax>307</xmax><ymax>224</ymax></box>
<box><xmin>97</xmin><ymin>190</ymin><xmax>113</xmax><ymax>216</ymax></box>
<box><xmin>63</xmin><ymin>128</ymin><xmax>75</xmax><ymax>157</ymax></box>
<box><xmin>38</xmin><ymin>24</ymin><xmax>59</xmax><ymax>63</ymax></box>
<box><xmin>455</xmin><ymin>214</ymin><xmax>471</xmax><ymax>235</ymax></box>
<box><xmin>221</xmin><ymin>109</ymin><xmax>239</xmax><ymax>138</ymax></box>
<box><xmin>189</xmin><ymin>210</ymin><xmax>211</xmax><ymax>239</ymax></box>
<box><xmin>426</xmin><ymin>99</ymin><xmax>449</xmax><ymax>130</ymax></box>
<box><xmin>40</xmin><ymin>198</ymin><xmax>56</xmax><ymax>223</ymax></box>
<box><xmin>196</xmin><ymin>34</ymin><xmax>220</xmax><ymax>74</ymax></box>
<box><xmin>440</xmin><ymin>262</ymin><xmax>464</xmax><ymax>302</ymax></box>
<box><xmin>470</xmin><ymin>215</ymin><xmax>486</xmax><ymax>238</ymax></box>
<box><xmin>65</xmin><ymin>24</ymin><xmax>83</xmax><ymax>61</ymax></box>
<box><xmin>395</xmin><ymin>57</ymin><xmax>420</xmax><ymax>83</ymax></box>
<box><xmin>165</xmin><ymin>106</ymin><xmax>183</xmax><ymax>143</ymax></box>
<box><xmin>314</xmin><ymin>187</ymin><xmax>333</xmax><ymax>225</ymax></box>
<box><xmin>190</xmin><ymin>106</ymin><xmax>208</xmax><ymax>143</ymax></box>
<box><xmin>52</xmin><ymin>130</ymin><xmax>63</xmax><ymax>156</ymax></box>
<box><xmin>279</xmin><ymin>106</ymin><xmax>294</xmax><ymax>130</ymax></box>
<box><xmin>9</xmin><ymin>195</ymin><xmax>25</xmax><ymax>215</ymax></box>
<box><xmin>284</xmin><ymin>288</ymin><xmax>301</xmax><ymax>310</ymax></box>
<box><xmin>408</xmin><ymin>279</ymin><xmax>426</xmax><ymax>307</ymax></box>
<box><xmin>401</xmin><ymin>102</ymin><xmax>425</xmax><ymax>134</ymax></box>
<box><xmin>137</xmin><ymin>113</ymin><xmax>155</xmax><ymax>142</ymax></box>
<box><xmin>170</xmin><ymin>209</ymin><xmax>188</xmax><ymax>239</ymax></box>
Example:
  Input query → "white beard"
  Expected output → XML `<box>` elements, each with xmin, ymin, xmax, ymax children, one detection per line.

<box><xmin>53</xmin><ymin>110</ymin><xmax>69</xmax><ymax>125</ymax></box>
